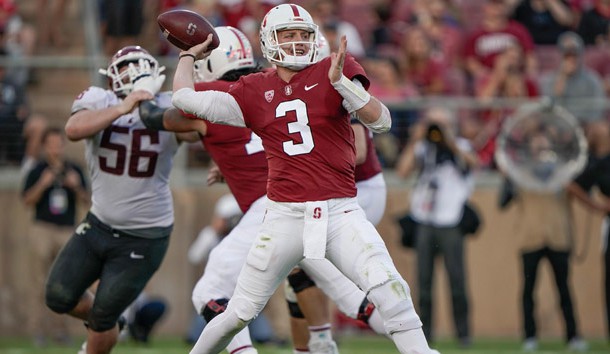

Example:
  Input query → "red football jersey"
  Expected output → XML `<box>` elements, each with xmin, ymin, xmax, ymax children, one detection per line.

<box><xmin>353</xmin><ymin>121</ymin><xmax>382</xmax><ymax>182</ymax></box>
<box><xmin>464</xmin><ymin>20</ymin><xmax>535</xmax><ymax>69</ymax></box>
<box><xmin>195</xmin><ymin>81</ymin><xmax>268</xmax><ymax>213</ymax></box>
<box><xmin>228</xmin><ymin>55</ymin><xmax>369</xmax><ymax>202</ymax></box>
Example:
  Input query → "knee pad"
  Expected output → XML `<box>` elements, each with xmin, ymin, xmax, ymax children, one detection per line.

<box><xmin>229</xmin><ymin>295</ymin><xmax>259</xmax><ymax>323</ymax></box>
<box><xmin>357</xmin><ymin>297</ymin><xmax>376</xmax><ymax>324</ymax></box>
<box><xmin>367</xmin><ymin>278</ymin><xmax>421</xmax><ymax>334</ymax></box>
<box><xmin>45</xmin><ymin>285</ymin><xmax>78</xmax><ymax>314</ymax></box>
<box><xmin>201</xmin><ymin>298</ymin><xmax>229</xmax><ymax>323</ymax></box>
<box><xmin>283</xmin><ymin>281</ymin><xmax>305</xmax><ymax>319</ymax></box>
<box><xmin>287</xmin><ymin>268</ymin><xmax>317</xmax><ymax>293</ymax></box>
<box><xmin>358</xmin><ymin>247</ymin><xmax>396</xmax><ymax>291</ymax></box>
<box><xmin>87</xmin><ymin>310</ymin><xmax>121</xmax><ymax>332</ymax></box>
<box><xmin>287</xmin><ymin>300</ymin><xmax>305</xmax><ymax>319</ymax></box>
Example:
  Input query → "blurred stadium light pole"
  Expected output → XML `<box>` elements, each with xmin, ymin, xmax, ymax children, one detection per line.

<box><xmin>83</xmin><ymin>0</ymin><xmax>105</xmax><ymax>87</ymax></box>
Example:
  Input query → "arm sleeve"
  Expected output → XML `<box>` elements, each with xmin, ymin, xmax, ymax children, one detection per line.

<box><xmin>171</xmin><ymin>88</ymin><xmax>246</xmax><ymax>127</ymax></box>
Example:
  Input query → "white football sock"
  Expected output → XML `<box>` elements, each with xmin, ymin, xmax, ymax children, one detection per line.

<box><xmin>391</xmin><ymin>327</ymin><xmax>434</xmax><ymax>354</ymax></box>
<box><xmin>226</xmin><ymin>326</ymin><xmax>257</xmax><ymax>354</ymax></box>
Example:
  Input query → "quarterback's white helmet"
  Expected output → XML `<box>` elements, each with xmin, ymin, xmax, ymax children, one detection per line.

<box><xmin>99</xmin><ymin>46</ymin><xmax>160</xmax><ymax>97</ymax></box>
<box><xmin>259</xmin><ymin>4</ymin><xmax>318</xmax><ymax>70</ymax></box>
<box><xmin>194</xmin><ymin>26</ymin><xmax>256</xmax><ymax>82</ymax></box>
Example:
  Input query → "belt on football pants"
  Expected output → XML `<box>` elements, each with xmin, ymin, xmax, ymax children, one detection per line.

<box><xmin>86</xmin><ymin>212</ymin><xmax>133</xmax><ymax>238</ymax></box>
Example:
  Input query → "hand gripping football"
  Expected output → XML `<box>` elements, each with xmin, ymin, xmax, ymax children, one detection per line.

<box><xmin>157</xmin><ymin>9</ymin><xmax>220</xmax><ymax>51</ymax></box>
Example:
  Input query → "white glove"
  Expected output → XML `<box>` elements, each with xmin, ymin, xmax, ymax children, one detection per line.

<box><xmin>133</xmin><ymin>73</ymin><xmax>166</xmax><ymax>95</ymax></box>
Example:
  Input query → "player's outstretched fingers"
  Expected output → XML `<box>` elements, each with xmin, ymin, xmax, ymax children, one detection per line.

<box><xmin>328</xmin><ymin>35</ymin><xmax>348</xmax><ymax>83</ymax></box>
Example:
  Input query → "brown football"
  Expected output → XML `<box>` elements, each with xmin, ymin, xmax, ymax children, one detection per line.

<box><xmin>157</xmin><ymin>9</ymin><xmax>220</xmax><ymax>51</ymax></box>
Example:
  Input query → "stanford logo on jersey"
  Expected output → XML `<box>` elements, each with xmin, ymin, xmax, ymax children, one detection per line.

<box><xmin>284</xmin><ymin>85</ymin><xmax>293</xmax><ymax>96</ymax></box>
<box><xmin>265</xmin><ymin>90</ymin><xmax>274</xmax><ymax>102</ymax></box>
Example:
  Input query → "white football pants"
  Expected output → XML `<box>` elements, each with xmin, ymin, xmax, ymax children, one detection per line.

<box><xmin>190</xmin><ymin>197</ymin><xmax>424</xmax><ymax>354</ymax></box>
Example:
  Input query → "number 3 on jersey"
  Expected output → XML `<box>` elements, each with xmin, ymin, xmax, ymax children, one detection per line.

<box><xmin>276</xmin><ymin>99</ymin><xmax>314</xmax><ymax>156</ymax></box>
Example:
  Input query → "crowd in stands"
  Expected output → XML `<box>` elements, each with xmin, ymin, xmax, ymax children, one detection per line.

<box><xmin>112</xmin><ymin>0</ymin><xmax>610</xmax><ymax>169</ymax></box>
<box><xmin>2</xmin><ymin>0</ymin><xmax>610</xmax><ymax>171</ymax></box>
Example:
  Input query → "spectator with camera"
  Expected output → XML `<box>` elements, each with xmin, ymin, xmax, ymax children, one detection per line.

<box><xmin>395</xmin><ymin>107</ymin><xmax>478</xmax><ymax>347</ymax></box>
<box><xmin>21</xmin><ymin>126</ymin><xmax>88</xmax><ymax>347</ymax></box>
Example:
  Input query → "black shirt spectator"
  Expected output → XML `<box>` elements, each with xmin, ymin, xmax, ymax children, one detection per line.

<box><xmin>568</xmin><ymin>119</ymin><xmax>610</xmax><ymax>342</ymax></box>
<box><xmin>577</xmin><ymin>0</ymin><xmax>610</xmax><ymax>45</ymax></box>
<box><xmin>22</xmin><ymin>127</ymin><xmax>88</xmax><ymax>226</ymax></box>
<box><xmin>512</xmin><ymin>0</ymin><xmax>573</xmax><ymax>44</ymax></box>
<box><xmin>23</xmin><ymin>159</ymin><xmax>87</xmax><ymax>225</ymax></box>
<box><xmin>573</xmin><ymin>153</ymin><xmax>610</xmax><ymax>215</ymax></box>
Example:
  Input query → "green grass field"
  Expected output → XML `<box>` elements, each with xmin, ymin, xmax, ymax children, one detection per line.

<box><xmin>1</xmin><ymin>335</ymin><xmax>609</xmax><ymax>354</ymax></box>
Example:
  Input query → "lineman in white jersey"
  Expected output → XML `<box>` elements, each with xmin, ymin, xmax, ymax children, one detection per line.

<box><xmin>44</xmin><ymin>46</ymin><xmax>199</xmax><ymax>354</ymax></box>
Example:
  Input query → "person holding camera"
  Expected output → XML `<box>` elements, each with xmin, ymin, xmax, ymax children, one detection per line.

<box><xmin>396</xmin><ymin>107</ymin><xmax>478</xmax><ymax>347</ymax></box>
<box><xmin>21</xmin><ymin>126</ymin><xmax>89</xmax><ymax>347</ymax></box>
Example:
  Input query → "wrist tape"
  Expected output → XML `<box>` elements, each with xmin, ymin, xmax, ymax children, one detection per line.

<box><xmin>332</xmin><ymin>75</ymin><xmax>371</xmax><ymax>113</ymax></box>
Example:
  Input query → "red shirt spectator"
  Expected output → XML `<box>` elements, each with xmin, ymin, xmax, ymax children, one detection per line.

<box><xmin>470</xmin><ymin>43</ymin><xmax>540</xmax><ymax>168</ymax></box>
<box><xmin>463</xmin><ymin>0</ymin><xmax>537</xmax><ymax>80</ymax></box>
<box><xmin>411</xmin><ymin>0</ymin><xmax>465</xmax><ymax>67</ymax></box>
<box><xmin>464</xmin><ymin>20</ymin><xmax>535</xmax><ymax>70</ymax></box>
<box><xmin>399</xmin><ymin>26</ymin><xmax>448</xmax><ymax>95</ymax></box>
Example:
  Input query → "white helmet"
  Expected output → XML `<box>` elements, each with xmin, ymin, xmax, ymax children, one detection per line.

<box><xmin>315</xmin><ymin>32</ymin><xmax>331</xmax><ymax>62</ymax></box>
<box><xmin>259</xmin><ymin>4</ymin><xmax>319</xmax><ymax>70</ymax></box>
<box><xmin>99</xmin><ymin>46</ymin><xmax>160</xmax><ymax>97</ymax></box>
<box><xmin>193</xmin><ymin>26</ymin><xmax>256</xmax><ymax>82</ymax></box>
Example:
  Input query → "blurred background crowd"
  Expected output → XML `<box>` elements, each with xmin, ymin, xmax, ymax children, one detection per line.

<box><xmin>3</xmin><ymin>0</ymin><xmax>610</xmax><ymax>171</ymax></box>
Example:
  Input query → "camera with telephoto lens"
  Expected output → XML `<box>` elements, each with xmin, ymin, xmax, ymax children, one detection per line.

<box><xmin>426</xmin><ymin>122</ymin><xmax>457</xmax><ymax>164</ymax></box>
<box><xmin>426</xmin><ymin>123</ymin><xmax>445</xmax><ymax>145</ymax></box>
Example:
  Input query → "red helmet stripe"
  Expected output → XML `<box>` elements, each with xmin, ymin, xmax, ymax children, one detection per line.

<box><xmin>228</xmin><ymin>27</ymin><xmax>246</xmax><ymax>58</ymax></box>
<box><xmin>290</xmin><ymin>4</ymin><xmax>300</xmax><ymax>17</ymax></box>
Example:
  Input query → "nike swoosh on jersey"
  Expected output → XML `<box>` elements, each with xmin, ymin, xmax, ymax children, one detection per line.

<box><xmin>130</xmin><ymin>251</ymin><xmax>144</xmax><ymax>259</ymax></box>
<box><xmin>304</xmin><ymin>83</ymin><xmax>319</xmax><ymax>91</ymax></box>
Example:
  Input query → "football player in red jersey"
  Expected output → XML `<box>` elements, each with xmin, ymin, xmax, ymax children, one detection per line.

<box><xmin>141</xmin><ymin>26</ymin><xmax>389</xmax><ymax>354</ymax></box>
<box><xmin>284</xmin><ymin>33</ymin><xmax>389</xmax><ymax>354</ymax></box>
<box><xmin>171</xmin><ymin>4</ymin><xmax>438</xmax><ymax>353</ymax></box>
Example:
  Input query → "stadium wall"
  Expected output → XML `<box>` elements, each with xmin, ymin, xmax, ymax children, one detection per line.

<box><xmin>0</xmin><ymin>172</ymin><xmax>605</xmax><ymax>340</ymax></box>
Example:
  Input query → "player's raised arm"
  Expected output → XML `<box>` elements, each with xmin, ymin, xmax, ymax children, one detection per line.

<box><xmin>329</xmin><ymin>36</ymin><xmax>391</xmax><ymax>134</ymax></box>
<box><xmin>172</xmin><ymin>35</ymin><xmax>246</xmax><ymax>127</ymax></box>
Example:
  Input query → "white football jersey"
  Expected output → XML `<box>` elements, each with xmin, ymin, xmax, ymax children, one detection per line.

<box><xmin>72</xmin><ymin>87</ymin><xmax>179</xmax><ymax>230</ymax></box>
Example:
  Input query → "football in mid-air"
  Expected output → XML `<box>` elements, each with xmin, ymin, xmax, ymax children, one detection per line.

<box><xmin>157</xmin><ymin>9</ymin><xmax>220</xmax><ymax>51</ymax></box>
